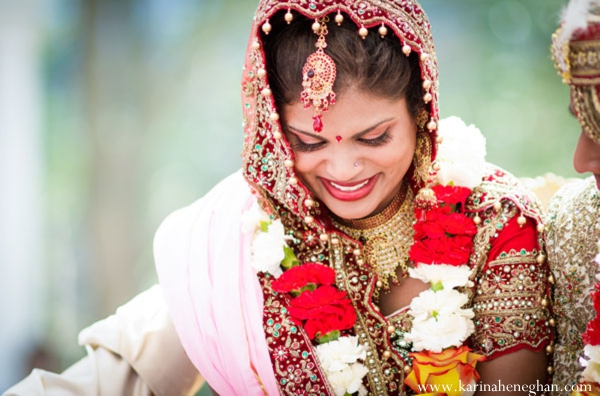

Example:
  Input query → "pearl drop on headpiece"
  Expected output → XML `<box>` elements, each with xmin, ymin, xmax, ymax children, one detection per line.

<box><xmin>378</xmin><ymin>24</ymin><xmax>388</xmax><ymax>38</ymax></box>
<box><xmin>262</xmin><ymin>20</ymin><xmax>272</xmax><ymax>34</ymax></box>
<box><xmin>312</xmin><ymin>20</ymin><xmax>321</xmax><ymax>32</ymax></box>
<box><xmin>284</xmin><ymin>9</ymin><xmax>293</xmax><ymax>24</ymax></box>
<box><xmin>402</xmin><ymin>45</ymin><xmax>412</xmax><ymax>56</ymax></box>
<box><xmin>359</xmin><ymin>26</ymin><xmax>368</xmax><ymax>39</ymax></box>
<box><xmin>335</xmin><ymin>11</ymin><xmax>344</xmax><ymax>26</ymax></box>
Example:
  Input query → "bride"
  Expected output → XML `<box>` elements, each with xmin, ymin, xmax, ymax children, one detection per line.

<box><xmin>7</xmin><ymin>1</ymin><xmax>553</xmax><ymax>395</ymax></box>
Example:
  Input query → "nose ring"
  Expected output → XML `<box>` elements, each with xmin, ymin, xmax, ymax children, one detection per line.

<box><xmin>354</xmin><ymin>161</ymin><xmax>359</xmax><ymax>167</ymax></box>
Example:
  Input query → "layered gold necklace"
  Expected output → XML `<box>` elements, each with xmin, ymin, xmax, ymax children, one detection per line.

<box><xmin>332</xmin><ymin>184</ymin><xmax>415</xmax><ymax>291</ymax></box>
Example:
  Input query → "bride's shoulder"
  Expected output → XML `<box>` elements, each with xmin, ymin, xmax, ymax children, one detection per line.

<box><xmin>466</xmin><ymin>163</ymin><xmax>544</xmax><ymax>222</ymax></box>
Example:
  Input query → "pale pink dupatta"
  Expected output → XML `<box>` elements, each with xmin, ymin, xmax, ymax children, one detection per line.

<box><xmin>154</xmin><ymin>171</ymin><xmax>279</xmax><ymax>395</ymax></box>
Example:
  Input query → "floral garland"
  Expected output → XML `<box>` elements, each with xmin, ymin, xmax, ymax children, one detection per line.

<box><xmin>244</xmin><ymin>204</ymin><xmax>369</xmax><ymax>395</ymax></box>
<box><xmin>245</xmin><ymin>116</ymin><xmax>489</xmax><ymax>395</ymax></box>
<box><xmin>573</xmin><ymin>240</ymin><xmax>600</xmax><ymax>396</ymax></box>
<box><xmin>403</xmin><ymin>117</ymin><xmax>487</xmax><ymax>392</ymax></box>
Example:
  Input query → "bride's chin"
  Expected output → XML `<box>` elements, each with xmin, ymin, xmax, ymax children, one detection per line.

<box><xmin>326</xmin><ymin>202</ymin><xmax>378</xmax><ymax>220</ymax></box>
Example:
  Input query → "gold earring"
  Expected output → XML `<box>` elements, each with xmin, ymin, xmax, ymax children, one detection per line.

<box><xmin>415</xmin><ymin>107</ymin><xmax>429</xmax><ymax>131</ymax></box>
<box><xmin>412</xmin><ymin>131</ymin><xmax>436</xmax><ymax>209</ymax></box>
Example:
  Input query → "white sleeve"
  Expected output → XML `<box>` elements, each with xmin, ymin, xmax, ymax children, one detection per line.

<box><xmin>4</xmin><ymin>347</ymin><xmax>152</xmax><ymax>396</ymax></box>
<box><xmin>3</xmin><ymin>285</ymin><xmax>204</xmax><ymax>396</ymax></box>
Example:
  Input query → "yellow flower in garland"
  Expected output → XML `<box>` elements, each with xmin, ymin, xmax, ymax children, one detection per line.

<box><xmin>571</xmin><ymin>382</ymin><xmax>600</xmax><ymax>396</ymax></box>
<box><xmin>405</xmin><ymin>345</ymin><xmax>485</xmax><ymax>396</ymax></box>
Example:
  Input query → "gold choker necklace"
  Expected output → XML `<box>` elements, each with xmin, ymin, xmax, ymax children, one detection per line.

<box><xmin>332</xmin><ymin>185</ymin><xmax>415</xmax><ymax>291</ymax></box>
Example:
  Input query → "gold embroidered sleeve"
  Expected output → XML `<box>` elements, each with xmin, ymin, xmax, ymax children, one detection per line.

<box><xmin>470</xmin><ymin>212</ymin><xmax>553</xmax><ymax>359</ymax></box>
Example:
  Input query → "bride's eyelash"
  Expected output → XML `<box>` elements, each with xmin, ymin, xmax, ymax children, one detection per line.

<box><xmin>359</xmin><ymin>130</ymin><xmax>391</xmax><ymax>146</ymax></box>
<box><xmin>290</xmin><ymin>129</ymin><xmax>391</xmax><ymax>152</ymax></box>
<box><xmin>291</xmin><ymin>140</ymin><xmax>325</xmax><ymax>153</ymax></box>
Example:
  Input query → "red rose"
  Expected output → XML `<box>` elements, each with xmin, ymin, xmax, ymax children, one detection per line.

<box><xmin>287</xmin><ymin>285</ymin><xmax>356</xmax><ymax>340</ymax></box>
<box><xmin>414</xmin><ymin>210</ymin><xmax>477</xmax><ymax>240</ymax></box>
<box><xmin>438</xmin><ymin>213</ymin><xmax>478</xmax><ymax>236</ymax></box>
<box><xmin>592</xmin><ymin>284</ymin><xmax>600</xmax><ymax>312</ymax></box>
<box><xmin>414</xmin><ymin>209</ymin><xmax>445</xmax><ymax>239</ymax></box>
<box><xmin>272</xmin><ymin>263</ymin><xmax>335</xmax><ymax>294</ymax></box>
<box><xmin>432</xmin><ymin>185</ymin><xmax>472</xmax><ymax>207</ymax></box>
<box><xmin>583</xmin><ymin>316</ymin><xmax>600</xmax><ymax>346</ymax></box>
<box><xmin>410</xmin><ymin>234</ymin><xmax>473</xmax><ymax>266</ymax></box>
<box><xmin>583</xmin><ymin>285</ymin><xmax>600</xmax><ymax>346</ymax></box>
<box><xmin>446</xmin><ymin>235</ymin><xmax>475</xmax><ymax>264</ymax></box>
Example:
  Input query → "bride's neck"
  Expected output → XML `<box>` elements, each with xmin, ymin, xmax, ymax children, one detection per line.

<box><xmin>332</xmin><ymin>182</ymin><xmax>408</xmax><ymax>230</ymax></box>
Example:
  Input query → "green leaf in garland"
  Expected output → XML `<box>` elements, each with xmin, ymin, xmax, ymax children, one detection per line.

<box><xmin>281</xmin><ymin>245</ymin><xmax>299</xmax><ymax>270</ymax></box>
<box><xmin>316</xmin><ymin>330</ymin><xmax>340</xmax><ymax>344</ymax></box>
<box><xmin>259</xmin><ymin>220</ymin><xmax>270</xmax><ymax>233</ymax></box>
<box><xmin>289</xmin><ymin>283</ymin><xmax>318</xmax><ymax>297</ymax></box>
<box><xmin>431</xmin><ymin>281</ymin><xmax>444</xmax><ymax>292</ymax></box>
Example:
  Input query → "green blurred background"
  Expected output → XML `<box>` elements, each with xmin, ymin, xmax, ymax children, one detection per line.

<box><xmin>0</xmin><ymin>0</ymin><xmax>579</xmax><ymax>391</ymax></box>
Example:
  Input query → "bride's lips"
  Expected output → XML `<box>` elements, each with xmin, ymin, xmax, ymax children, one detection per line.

<box><xmin>320</xmin><ymin>174</ymin><xmax>379</xmax><ymax>201</ymax></box>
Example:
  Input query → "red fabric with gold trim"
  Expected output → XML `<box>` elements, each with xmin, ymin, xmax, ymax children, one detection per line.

<box><xmin>465</xmin><ymin>167</ymin><xmax>553</xmax><ymax>362</ymax></box>
<box><xmin>241</xmin><ymin>4</ymin><xmax>440</xmax><ymax>392</ymax></box>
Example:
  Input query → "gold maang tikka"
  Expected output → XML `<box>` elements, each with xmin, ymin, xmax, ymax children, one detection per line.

<box><xmin>300</xmin><ymin>17</ymin><xmax>337</xmax><ymax>133</ymax></box>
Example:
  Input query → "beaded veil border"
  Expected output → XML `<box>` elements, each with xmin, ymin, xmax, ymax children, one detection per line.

<box><xmin>241</xmin><ymin>0</ymin><xmax>440</xmax><ymax>229</ymax></box>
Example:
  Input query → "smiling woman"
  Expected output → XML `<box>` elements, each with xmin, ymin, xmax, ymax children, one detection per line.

<box><xmin>283</xmin><ymin>91</ymin><xmax>416</xmax><ymax>220</ymax></box>
<box><xmin>267</xmin><ymin>11</ymin><xmax>422</xmax><ymax>221</ymax></box>
<box><xmin>6</xmin><ymin>1</ymin><xmax>555</xmax><ymax>395</ymax></box>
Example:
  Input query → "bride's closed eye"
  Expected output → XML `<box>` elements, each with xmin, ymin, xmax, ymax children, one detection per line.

<box><xmin>358</xmin><ymin>130</ymin><xmax>392</xmax><ymax>146</ymax></box>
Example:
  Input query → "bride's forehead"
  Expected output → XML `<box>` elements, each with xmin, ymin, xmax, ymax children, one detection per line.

<box><xmin>282</xmin><ymin>97</ymin><xmax>408</xmax><ymax>137</ymax></box>
<box><xmin>283</xmin><ymin>92</ymin><xmax>406</xmax><ymax>118</ymax></box>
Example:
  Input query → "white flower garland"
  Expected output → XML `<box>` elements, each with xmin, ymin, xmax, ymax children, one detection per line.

<box><xmin>243</xmin><ymin>201</ymin><xmax>288</xmax><ymax>278</ymax></box>
<box><xmin>436</xmin><ymin>116</ymin><xmax>487</xmax><ymax>189</ymax></box>
<box><xmin>245</xmin><ymin>203</ymin><xmax>368</xmax><ymax>395</ymax></box>
<box><xmin>404</xmin><ymin>116</ymin><xmax>487</xmax><ymax>353</ymax></box>
<box><xmin>245</xmin><ymin>116</ymin><xmax>486</xmax><ymax>393</ymax></box>
<box><xmin>316</xmin><ymin>336</ymin><xmax>369</xmax><ymax>396</ymax></box>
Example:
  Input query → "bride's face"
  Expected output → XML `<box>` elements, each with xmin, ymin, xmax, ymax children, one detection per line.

<box><xmin>282</xmin><ymin>87</ymin><xmax>418</xmax><ymax>219</ymax></box>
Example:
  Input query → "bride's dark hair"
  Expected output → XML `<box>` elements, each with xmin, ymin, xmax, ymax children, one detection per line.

<box><xmin>263</xmin><ymin>10</ymin><xmax>423</xmax><ymax>119</ymax></box>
